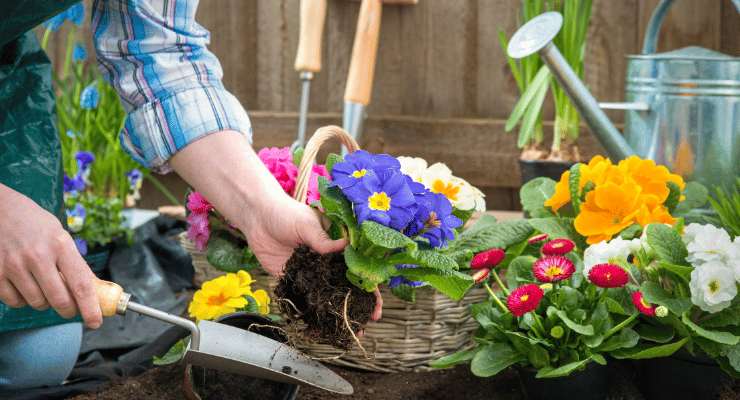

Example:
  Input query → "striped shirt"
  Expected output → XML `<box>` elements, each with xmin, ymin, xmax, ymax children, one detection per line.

<box><xmin>91</xmin><ymin>0</ymin><xmax>252</xmax><ymax>173</ymax></box>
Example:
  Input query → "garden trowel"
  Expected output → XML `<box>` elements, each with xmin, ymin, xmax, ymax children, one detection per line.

<box><xmin>94</xmin><ymin>279</ymin><xmax>353</xmax><ymax>395</ymax></box>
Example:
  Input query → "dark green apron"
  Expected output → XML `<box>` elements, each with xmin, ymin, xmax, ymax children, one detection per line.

<box><xmin>0</xmin><ymin>0</ymin><xmax>82</xmax><ymax>333</ymax></box>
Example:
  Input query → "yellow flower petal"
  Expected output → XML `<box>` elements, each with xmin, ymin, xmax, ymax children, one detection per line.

<box><xmin>237</xmin><ymin>270</ymin><xmax>254</xmax><ymax>287</ymax></box>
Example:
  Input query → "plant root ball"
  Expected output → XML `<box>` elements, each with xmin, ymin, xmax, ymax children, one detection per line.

<box><xmin>275</xmin><ymin>246</ymin><xmax>375</xmax><ymax>350</ymax></box>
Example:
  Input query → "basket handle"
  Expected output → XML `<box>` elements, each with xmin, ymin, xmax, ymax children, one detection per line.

<box><xmin>292</xmin><ymin>125</ymin><xmax>360</xmax><ymax>204</ymax></box>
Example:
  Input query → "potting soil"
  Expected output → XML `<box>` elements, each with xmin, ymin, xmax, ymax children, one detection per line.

<box><xmin>275</xmin><ymin>246</ymin><xmax>375</xmax><ymax>349</ymax></box>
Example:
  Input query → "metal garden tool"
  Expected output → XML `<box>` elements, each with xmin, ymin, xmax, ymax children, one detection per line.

<box><xmin>93</xmin><ymin>279</ymin><xmax>353</xmax><ymax>395</ymax></box>
<box><xmin>507</xmin><ymin>0</ymin><xmax>740</xmax><ymax>188</ymax></box>
<box><xmin>292</xmin><ymin>0</ymin><xmax>328</xmax><ymax>151</ymax></box>
<box><xmin>342</xmin><ymin>0</ymin><xmax>417</xmax><ymax>152</ymax></box>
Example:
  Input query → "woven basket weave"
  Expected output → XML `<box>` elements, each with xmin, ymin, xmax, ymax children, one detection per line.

<box><xmin>180</xmin><ymin>125</ymin><xmax>485</xmax><ymax>372</ymax></box>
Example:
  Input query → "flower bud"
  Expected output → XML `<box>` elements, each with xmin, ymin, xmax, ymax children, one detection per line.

<box><xmin>655</xmin><ymin>306</ymin><xmax>668</xmax><ymax>318</ymax></box>
<box><xmin>470</xmin><ymin>248</ymin><xmax>506</xmax><ymax>270</ymax></box>
<box><xmin>472</xmin><ymin>267</ymin><xmax>491</xmax><ymax>284</ymax></box>
<box><xmin>550</xmin><ymin>326</ymin><xmax>564</xmax><ymax>339</ymax></box>
<box><xmin>539</xmin><ymin>283</ymin><xmax>553</xmax><ymax>291</ymax></box>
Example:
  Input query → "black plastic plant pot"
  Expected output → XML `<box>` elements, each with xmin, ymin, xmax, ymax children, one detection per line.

<box><xmin>637</xmin><ymin>351</ymin><xmax>732</xmax><ymax>400</ymax></box>
<box><xmin>518</xmin><ymin>159</ymin><xmax>574</xmax><ymax>186</ymax></box>
<box><xmin>83</xmin><ymin>243</ymin><xmax>113</xmax><ymax>279</ymax></box>
<box><xmin>188</xmin><ymin>312</ymin><xmax>299</xmax><ymax>400</ymax></box>
<box><xmin>517</xmin><ymin>362</ymin><xmax>609</xmax><ymax>400</ymax></box>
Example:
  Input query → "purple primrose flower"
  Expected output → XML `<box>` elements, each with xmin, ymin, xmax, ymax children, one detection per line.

<box><xmin>350</xmin><ymin>169</ymin><xmax>417</xmax><ymax>231</ymax></box>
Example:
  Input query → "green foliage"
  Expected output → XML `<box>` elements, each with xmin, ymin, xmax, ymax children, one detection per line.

<box><xmin>645</xmin><ymin>224</ymin><xmax>688</xmax><ymax>265</ymax></box>
<box><xmin>430</xmin><ymin>348</ymin><xmax>477</xmax><ymax>369</ymax></box>
<box><xmin>705</xmin><ymin>178</ymin><xmax>740</xmax><ymax>237</ymax></box>
<box><xmin>325</xmin><ymin>153</ymin><xmax>343</xmax><ymax>175</ymax></box>
<box><xmin>318</xmin><ymin>177</ymin><xmax>359</xmax><ymax>246</ymax></box>
<box><xmin>397</xmin><ymin>268</ymin><xmax>474</xmax><ymax>301</ymax></box>
<box><xmin>611</xmin><ymin>338</ymin><xmax>689</xmax><ymax>360</ymax></box>
<box><xmin>528</xmin><ymin>217</ymin><xmax>583</xmax><ymax>247</ymax></box>
<box><xmin>470</xmin><ymin>343</ymin><xmax>525</xmax><ymax>377</ymax></box>
<box><xmin>535</xmin><ymin>358</ymin><xmax>592</xmax><ymax>379</ymax></box>
<box><xmin>682</xmin><ymin>314</ymin><xmax>739</xmax><ymax>346</ymax></box>
<box><xmin>153</xmin><ymin>338</ymin><xmax>187</xmax><ymax>366</ymax></box>
<box><xmin>702</xmin><ymin>300</ymin><xmax>740</xmax><ymax>328</ymax></box>
<box><xmin>390</xmin><ymin>284</ymin><xmax>417</xmax><ymax>303</ymax></box>
<box><xmin>446</xmin><ymin>219</ymin><xmax>533</xmax><ymax>259</ymax></box>
<box><xmin>67</xmin><ymin>193</ymin><xmax>129</xmax><ymax>248</ymax></box>
<box><xmin>568</xmin><ymin>164</ymin><xmax>582</xmax><ymax>214</ymax></box>
<box><xmin>664</xmin><ymin>181</ymin><xmax>682</xmax><ymax>212</ymax></box>
<box><xmin>206</xmin><ymin>231</ymin><xmax>256</xmax><ymax>272</ymax></box>
<box><xmin>361</xmin><ymin>221</ymin><xmax>417</xmax><ymax>252</ymax></box>
<box><xmin>673</xmin><ymin>182</ymin><xmax>709</xmax><ymax>217</ymax></box>
<box><xmin>292</xmin><ymin>147</ymin><xmax>304</xmax><ymax>167</ymax></box>
<box><xmin>640</xmin><ymin>281</ymin><xmax>691</xmax><ymax>316</ymax></box>
<box><xmin>519</xmin><ymin>177</ymin><xmax>556</xmax><ymax>218</ymax></box>
<box><xmin>343</xmin><ymin>246</ymin><xmax>397</xmax><ymax>292</ymax></box>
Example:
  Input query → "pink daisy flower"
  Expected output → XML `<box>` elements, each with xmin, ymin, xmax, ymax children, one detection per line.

<box><xmin>588</xmin><ymin>263</ymin><xmax>629</xmax><ymax>288</ymax></box>
<box><xmin>532</xmin><ymin>255</ymin><xmax>575</xmax><ymax>282</ymax></box>
<box><xmin>542</xmin><ymin>238</ymin><xmax>575</xmax><ymax>256</ymax></box>
<box><xmin>631</xmin><ymin>291</ymin><xmax>657</xmax><ymax>316</ymax></box>
<box><xmin>506</xmin><ymin>284</ymin><xmax>544</xmax><ymax>317</ymax></box>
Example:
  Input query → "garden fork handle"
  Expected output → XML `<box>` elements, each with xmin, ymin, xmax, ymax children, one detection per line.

<box><xmin>93</xmin><ymin>279</ymin><xmax>201</xmax><ymax>350</ymax></box>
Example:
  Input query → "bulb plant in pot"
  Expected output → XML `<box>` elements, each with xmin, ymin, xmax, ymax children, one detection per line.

<box><xmin>500</xmin><ymin>0</ymin><xmax>593</xmax><ymax>184</ymax></box>
<box><xmin>433</xmin><ymin>154</ymin><xmax>715</xmax><ymax>399</ymax></box>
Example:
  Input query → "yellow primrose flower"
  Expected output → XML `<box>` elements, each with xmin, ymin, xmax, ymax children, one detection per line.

<box><xmin>618</xmin><ymin>156</ymin><xmax>685</xmax><ymax>207</ymax></box>
<box><xmin>237</xmin><ymin>270</ymin><xmax>254</xmax><ymax>288</ymax></box>
<box><xmin>545</xmin><ymin>156</ymin><xmax>616</xmax><ymax>212</ymax></box>
<box><xmin>251</xmin><ymin>289</ymin><xmax>271</xmax><ymax>315</ymax></box>
<box><xmin>574</xmin><ymin>180</ymin><xmax>644</xmax><ymax>244</ymax></box>
<box><xmin>188</xmin><ymin>273</ymin><xmax>252</xmax><ymax>321</ymax></box>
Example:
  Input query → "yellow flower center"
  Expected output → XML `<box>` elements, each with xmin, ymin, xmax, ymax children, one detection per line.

<box><xmin>640</xmin><ymin>297</ymin><xmax>652</xmax><ymax>309</ymax></box>
<box><xmin>206</xmin><ymin>293</ymin><xmax>228</xmax><ymax>306</ymax></box>
<box><xmin>551</xmin><ymin>242</ymin><xmax>564</xmax><ymax>248</ymax></box>
<box><xmin>352</xmin><ymin>169</ymin><xmax>367</xmax><ymax>178</ymax></box>
<box><xmin>368</xmin><ymin>192</ymin><xmax>392</xmax><ymax>211</ymax></box>
<box><xmin>544</xmin><ymin>265</ymin><xmax>564</xmax><ymax>278</ymax></box>
<box><xmin>425</xmin><ymin>211</ymin><xmax>442</xmax><ymax>228</ymax></box>
<box><xmin>520</xmin><ymin>294</ymin><xmax>530</xmax><ymax>302</ymax></box>
<box><xmin>431</xmin><ymin>179</ymin><xmax>460</xmax><ymax>202</ymax></box>
<box><xmin>67</xmin><ymin>216</ymin><xmax>76</xmax><ymax>226</ymax></box>
<box><xmin>708</xmin><ymin>280</ymin><xmax>720</xmax><ymax>294</ymax></box>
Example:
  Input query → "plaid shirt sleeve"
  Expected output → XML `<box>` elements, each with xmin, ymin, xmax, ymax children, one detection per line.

<box><xmin>91</xmin><ymin>0</ymin><xmax>252</xmax><ymax>173</ymax></box>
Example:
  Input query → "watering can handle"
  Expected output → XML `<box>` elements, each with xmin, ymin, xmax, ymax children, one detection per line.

<box><xmin>642</xmin><ymin>0</ymin><xmax>740</xmax><ymax>54</ymax></box>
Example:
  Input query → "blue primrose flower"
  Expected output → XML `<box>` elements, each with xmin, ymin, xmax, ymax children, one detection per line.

<box><xmin>66</xmin><ymin>204</ymin><xmax>86</xmax><ymax>233</ymax></box>
<box><xmin>351</xmin><ymin>169</ymin><xmax>417</xmax><ymax>231</ymax></box>
<box><xmin>80</xmin><ymin>83</ymin><xmax>100</xmax><ymax>109</ymax></box>
<box><xmin>73</xmin><ymin>43</ymin><xmax>87</xmax><ymax>62</ymax></box>
<box><xmin>389</xmin><ymin>265</ymin><xmax>424</xmax><ymax>289</ymax></box>
<box><xmin>419</xmin><ymin>192</ymin><xmax>462</xmax><ymax>248</ymax></box>
<box><xmin>75</xmin><ymin>151</ymin><xmax>95</xmax><ymax>172</ymax></box>
<box><xmin>74</xmin><ymin>237</ymin><xmax>88</xmax><ymax>256</ymax></box>
<box><xmin>331</xmin><ymin>150</ymin><xmax>400</xmax><ymax>198</ymax></box>
<box><xmin>126</xmin><ymin>168</ymin><xmax>143</xmax><ymax>190</ymax></box>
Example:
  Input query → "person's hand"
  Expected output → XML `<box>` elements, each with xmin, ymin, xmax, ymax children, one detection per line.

<box><xmin>0</xmin><ymin>185</ymin><xmax>102</xmax><ymax>328</ymax></box>
<box><xmin>236</xmin><ymin>191</ymin><xmax>383</xmax><ymax>320</ymax></box>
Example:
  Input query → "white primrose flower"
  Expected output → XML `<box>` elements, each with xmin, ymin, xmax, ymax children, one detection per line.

<box><xmin>397</xmin><ymin>156</ymin><xmax>428</xmax><ymax>183</ymax></box>
<box><xmin>730</xmin><ymin>237</ymin><xmax>740</xmax><ymax>283</ymax></box>
<box><xmin>583</xmin><ymin>237</ymin><xmax>642</xmax><ymax>277</ymax></box>
<box><xmin>683</xmin><ymin>223</ymin><xmax>735</xmax><ymax>266</ymax></box>
<box><xmin>689</xmin><ymin>260</ymin><xmax>737</xmax><ymax>313</ymax></box>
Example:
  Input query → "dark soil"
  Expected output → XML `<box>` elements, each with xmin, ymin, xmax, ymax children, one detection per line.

<box><xmin>275</xmin><ymin>246</ymin><xmax>375</xmax><ymax>349</ymax></box>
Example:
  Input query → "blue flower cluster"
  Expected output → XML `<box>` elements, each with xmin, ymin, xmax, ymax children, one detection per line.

<box><xmin>80</xmin><ymin>83</ymin><xmax>100</xmax><ymax>110</ymax></box>
<box><xmin>73</xmin><ymin>43</ymin><xmax>87</xmax><ymax>62</ymax></box>
<box><xmin>43</xmin><ymin>3</ymin><xmax>84</xmax><ymax>32</ymax></box>
<box><xmin>331</xmin><ymin>150</ymin><xmax>462</xmax><ymax>248</ymax></box>
<box><xmin>63</xmin><ymin>151</ymin><xmax>95</xmax><ymax>195</ymax></box>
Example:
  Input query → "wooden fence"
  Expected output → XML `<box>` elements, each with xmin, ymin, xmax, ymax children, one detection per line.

<box><xmin>44</xmin><ymin>0</ymin><xmax>740</xmax><ymax>210</ymax></box>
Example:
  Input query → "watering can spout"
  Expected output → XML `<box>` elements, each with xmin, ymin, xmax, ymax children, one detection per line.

<box><xmin>507</xmin><ymin>12</ymin><xmax>635</xmax><ymax>161</ymax></box>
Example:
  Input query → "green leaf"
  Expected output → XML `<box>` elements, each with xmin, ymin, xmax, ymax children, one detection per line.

<box><xmin>674</xmin><ymin>182</ymin><xmax>709</xmax><ymax>216</ymax></box>
<box><xmin>702</xmin><ymin>300</ymin><xmax>740</xmax><ymax>328</ymax></box>
<box><xmin>318</xmin><ymin>177</ymin><xmax>359</xmax><ymax>246</ymax></box>
<box><xmin>598</xmin><ymin>327</ymin><xmax>639</xmax><ymax>352</ymax></box>
<box><xmin>325</xmin><ymin>153</ymin><xmax>343</xmax><ymax>174</ymax></box>
<box><xmin>604</xmin><ymin>297</ymin><xmax>629</xmax><ymax>316</ymax></box>
<box><xmin>568</xmin><ymin>164</ymin><xmax>581</xmax><ymax>214</ymax></box>
<box><xmin>390</xmin><ymin>284</ymin><xmax>417</xmax><ymax>303</ymax></box>
<box><xmin>528</xmin><ymin>217</ymin><xmax>583</xmax><ymax>247</ymax></box>
<box><xmin>682</xmin><ymin>313</ymin><xmax>740</xmax><ymax>345</ymax></box>
<box><xmin>242</xmin><ymin>294</ymin><xmax>260</xmax><ymax>314</ymax></box>
<box><xmin>447</xmin><ymin>219</ymin><xmax>533</xmax><ymax>256</ymax></box>
<box><xmin>517</xmin><ymin>77</ymin><xmax>550</xmax><ymax>148</ymax></box>
<box><xmin>206</xmin><ymin>232</ymin><xmax>248</xmax><ymax>272</ymax></box>
<box><xmin>343</xmin><ymin>246</ymin><xmax>397</xmax><ymax>291</ymax></box>
<box><xmin>505</xmin><ymin>255</ymin><xmax>537</xmax><ymax>287</ymax></box>
<box><xmin>361</xmin><ymin>221</ymin><xmax>417</xmax><ymax>252</ymax></box>
<box><xmin>552</xmin><ymin>307</ymin><xmax>594</xmax><ymax>336</ymax></box>
<box><xmin>504</xmin><ymin>332</ymin><xmax>550</xmax><ymax>368</ymax></box>
<box><xmin>656</xmin><ymin>261</ymin><xmax>692</xmax><ymax>282</ymax></box>
<box><xmin>584</xmin><ymin>301</ymin><xmax>611</xmax><ymax>348</ymax></box>
<box><xmin>398</xmin><ymin>268</ymin><xmax>474</xmax><ymax>301</ymax></box>
<box><xmin>611</xmin><ymin>337</ymin><xmax>689</xmax><ymax>359</ymax></box>
<box><xmin>635</xmin><ymin>323</ymin><xmax>675</xmax><ymax>343</ymax></box>
<box><xmin>505</xmin><ymin>65</ymin><xmax>550</xmax><ymax>132</ymax></box>
<box><xmin>470</xmin><ymin>343</ymin><xmax>525</xmax><ymax>378</ymax></box>
<box><xmin>153</xmin><ymin>338</ymin><xmax>187</xmax><ymax>366</ymax></box>
<box><xmin>430</xmin><ymin>348</ymin><xmax>478</xmax><ymax>369</ymax></box>
<box><xmin>664</xmin><ymin>181</ymin><xmax>682</xmax><ymax>212</ymax></box>
<box><xmin>345</xmin><ymin>270</ymin><xmax>377</xmax><ymax>292</ymax></box>
<box><xmin>389</xmin><ymin>247</ymin><xmax>458</xmax><ymax>271</ymax></box>
<box><xmin>726</xmin><ymin>344</ymin><xmax>740</xmax><ymax>374</ymax></box>
<box><xmin>619</xmin><ymin>224</ymin><xmax>642</xmax><ymax>240</ymax></box>
<box><xmin>453</xmin><ymin>208</ymin><xmax>475</xmax><ymax>227</ymax></box>
<box><xmin>645</xmin><ymin>224</ymin><xmax>688</xmax><ymax>265</ymax></box>
<box><xmin>519</xmin><ymin>177</ymin><xmax>556</xmax><ymax>218</ymax></box>
<box><xmin>536</xmin><ymin>358</ymin><xmax>592</xmax><ymax>378</ymax></box>
<box><xmin>292</xmin><ymin>146</ymin><xmax>304</xmax><ymax>167</ymax></box>
<box><xmin>640</xmin><ymin>281</ymin><xmax>692</xmax><ymax>316</ymax></box>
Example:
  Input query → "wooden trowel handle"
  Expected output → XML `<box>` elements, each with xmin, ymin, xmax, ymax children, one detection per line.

<box><xmin>344</xmin><ymin>0</ymin><xmax>382</xmax><ymax>105</ymax></box>
<box><xmin>94</xmin><ymin>279</ymin><xmax>128</xmax><ymax>317</ymax></box>
<box><xmin>294</xmin><ymin>0</ymin><xmax>328</xmax><ymax>73</ymax></box>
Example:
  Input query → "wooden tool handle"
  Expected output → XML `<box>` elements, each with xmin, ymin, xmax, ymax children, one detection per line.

<box><xmin>294</xmin><ymin>0</ymin><xmax>328</xmax><ymax>73</ymax></box>
<box><xmin>344</xmin><ymin>0</ymin><xmax>382</xmax><ymax>105</ymax></box>
<box><xmin>94</xmin><ymin>279</ymin><xmax>126</xmax><ymax>317</ymax></box>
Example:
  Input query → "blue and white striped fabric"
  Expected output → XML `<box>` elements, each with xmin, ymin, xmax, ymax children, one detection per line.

<box><xmin>91</xmin><ymin>0</ymin><xmax>252</xmax><ymax>172</ymax></box>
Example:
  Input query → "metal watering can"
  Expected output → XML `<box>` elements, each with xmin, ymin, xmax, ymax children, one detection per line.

<box><xmin>507</xmin><ymin>0</ymin><xmax>740</xmax><ymax>188</ymax></box>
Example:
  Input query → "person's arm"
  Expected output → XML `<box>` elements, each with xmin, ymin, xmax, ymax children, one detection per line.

<box><xmin>92</xmin><ymin>0</ymin><xmax>381</xmax><ymax>321</ymax></box>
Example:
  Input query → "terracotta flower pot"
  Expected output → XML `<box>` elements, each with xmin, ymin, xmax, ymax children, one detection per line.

<box><xmin>517</xmin><ymin>362</ymin><xmax>609</xmax><ymax>400</ymax></box>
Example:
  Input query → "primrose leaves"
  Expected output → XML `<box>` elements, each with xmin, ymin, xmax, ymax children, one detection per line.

<box><xmin>551</xmin><ymin>307</ymin><xmax>594</xmax><ymax>336</ymax></box>
<box><xmin>611</xmin><ymin>337</ymin><xmax>689</xmax><ymax>359</ymax></box>
<box><xmin>447</xmin><ymin>219</ymin><xmax>533</xmax><ymax>257</ymax></box>
<box><xmin>397</xmin><ymin>268</ymin><xmax>474</xmax><ymax>301</ymax></box>
<box><xmin>343</xmin><ymin>246</ymin><xmax>396</xmax><ymax>292</ymax></box>
<box><xmin>640</xmin><ymin>281</ymin><xmax>692</xmax><ymax>316</ymax></box>
<box><xmin>536</xmin><ymin>358</ymin><xmax>592</xmax><ymax>379</ymax></box>
<box><xmin>361</xmin><ymin>221</ymin><xmax>417</xmax><ymax>252</ymax></box>
<box><xmin>319</xmin><ymin>177</ymin><xmax>359</xmax><ymax>245</ymax></box>
<box><xmin>470</xmin><ymin>343</ymin><xmax>525</xmax><ymax>378</ymax></box>
<box><xmin>519</xmin><ymin>177</ymin><xmax>556</xmax><ymax>218</ymax></box>
<box><xmin>645</xmin><ymin>224</ymin><xmax>688</xmax><ymax>265</ymax></box>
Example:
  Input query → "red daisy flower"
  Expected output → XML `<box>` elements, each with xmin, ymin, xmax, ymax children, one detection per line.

<box><xmin>470</xmin><ymin>248</ymin><xmax>505</xmax><ymax>270</ymax></box>
<box><xmin>472</xmin><ymin>267</ymin><xmax>491</xmax><ymax>283</ymax></box>
<box><xmin>528</xmin><ymin>233</ymin><xmax>549</xmax><ymax>245</ymax></box>
<box><xmin>506</xmin><ymin>284</ymin><xmax>544</xmax><ymax>317</ymax></box>
<box><xmin>631</xmin><ymin>291</ymin><xmax>657</xmax><ymax>316</ymax></box>
<box><xmin>542</xmin><ymin>238</ymin><xmax>575</xmax><ymax>256</ymax></box>
<box><xmin>588</xmin><ymin>263</ymin><xmax>629</xmax><ymax>288</ymax></box>
<box><xmin>532</xmin><ymin>255</ymin><xmax>575</xmax><ymax>282</ymax></box>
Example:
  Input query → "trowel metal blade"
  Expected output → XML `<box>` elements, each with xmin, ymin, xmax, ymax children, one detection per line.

<box><xmin>184</xmin><ymin>320</ymin><xmax>353</xmax><ymax>395</ymax></box>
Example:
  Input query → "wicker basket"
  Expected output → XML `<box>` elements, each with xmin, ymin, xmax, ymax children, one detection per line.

<box><xmin>179</xmin><ymin>125</ymin><xmax>486</xmax><ymax>372</ymax></box>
